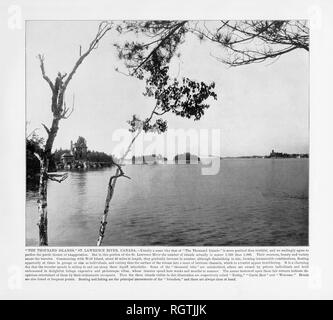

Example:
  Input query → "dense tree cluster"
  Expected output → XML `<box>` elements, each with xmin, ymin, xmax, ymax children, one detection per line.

<box><xmin>87</xmin><ymin>150</ymin><xmax>114</xmax><ymax>163</ymax></box>
<box><xmin>53</xmin><ymin>148</ymin><xmax>114</xmax><ymax>163</ymax></box>
<box><xmin>26</xmin><ymin>133</ymin><xmax>56</xmax><ymax>189</ymax></box>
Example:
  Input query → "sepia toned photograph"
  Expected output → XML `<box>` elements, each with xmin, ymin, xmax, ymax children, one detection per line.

<box><xmin>25</xmin><ymin>20</ymin><xmax>309</xmax><ymax>247</ymax></box>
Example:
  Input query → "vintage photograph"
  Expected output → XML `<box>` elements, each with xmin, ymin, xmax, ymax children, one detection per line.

<box><xmin>25</xmin><ymin>20</ymin><xmax>309</xmax><ymax>247</ymax></box>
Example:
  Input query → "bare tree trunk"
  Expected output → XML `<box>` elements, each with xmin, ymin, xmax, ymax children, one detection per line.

<box><xmin>34</xmin><ymin>21</ymin><xmax>113</xmax><ymax>245</ymax></box>
<box><xmin>97</xmin><ymin>173</ymin><xmax>117</xmax><ymax>246</ymax></box>
<box><xmin>97</xmin><ymin>131</ymin><xmax>140</xmax><ymax>246</ymax></box>
<box><xmin>38</xmin><ymin>157</ymin><xmax>48</xmax><ymax>245</ymax></box>
<box><xmin>97</xmin><ymin>103</ymin><xmax>162</xmax><ymax>246</ymax></box>
<box><xmin>97</xmin><ymin>102</ymin><xmax>162</xmax><ymax>246</ymax></box>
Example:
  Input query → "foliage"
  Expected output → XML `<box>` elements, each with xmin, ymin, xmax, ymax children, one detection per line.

<box><xmin>117</xmin><ymin>20</ymin><xmax>309</xmax><ymax>135</ymax></box>
<box><xmin>53</xmin><ymin>148</ymin><xmax>71</xmax><ymax>162</ymax></box>
<box><xmin>127</xmin><ymin>114</ymin><xmax>168</xmax><ymax>134</ymax></box>
<box><xmin>26</xmin><ymin>133</ymin><xmax>44</xmax><ymax>187</ymax></box>
<box><xmin>75</xmin><ymin>136</ymin><xmax>87</xmax><ymax>150</ymax></box>
<box><xmin>115</xmin><ymin>20</ymin><xmax>309</xmax><ymax>70</ymax></box>
<box><xmin>73</xmin><ymin>136</ymin><xmax>88</xmax><ymax>159</ymax></box>
<box><xmin>193</xmin><ymin>20</ymin><xmax>309</xmax><ymax>66</ymax></box>
<box><xmin>87</xmin><ymin>150</ymin><xmax>114</xmax><ymax>163</ymax></box>
<box><xmin>26</xmin><ymin>133</ymin><xmax>56</xmax><ymax>189</ymax></box>
<box><xmin>53</xmin><ymin>147</ymin><xmax>114</xmax><ymax>163</ymax></box>
<box><xmin>26</xmin><ymin>132</ymin><xmax>44</xmax><ymax>155</ymax></box>
<box><xmin>114</xmin><ymin>21</ymin><xmax>187</xmax><ymax>75</ymax></box>
<box><xmin>126</xmin><ymin>48</ymin><xmax>217</xmax><ymax>134</ymax></box>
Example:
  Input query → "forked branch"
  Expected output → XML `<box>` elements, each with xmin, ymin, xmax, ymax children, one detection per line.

<box><xmin>61</xmin><ymin>94</ymin><xmax>75</xmax><ymax>119</ymax></box>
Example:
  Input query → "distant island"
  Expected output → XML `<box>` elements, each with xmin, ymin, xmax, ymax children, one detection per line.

<box><xmin>266</xmin><ymin>149</ymin><xmax>309</xmax><ymax>159</ymax></box>
<box><xmin>129</xmin><ymin>152</ymin><xmax>201</xmax><ymax>165</ymax></box>
<box><xmin>128</xmin><ymin>150</ymin><xmax>308</xmax><ymax>166</ymax></box>
<box><xmin>220</xmin><ymin>149</ymin><xmax>309</xmax><ymax>159</ymax></box>
<box><xmin>174</xmin><ymin>152</ymin><xmax>201</xmax><ymax>164</ymax></box>
<box><xmin>131</xmin><ymin>154</ymin><xmax>167</xmax><ymax>165</ymax></box>
<box><xmin>54</xmin><ymin>137</ymin><xmax>116</xmax><ymax>169</ymax></box>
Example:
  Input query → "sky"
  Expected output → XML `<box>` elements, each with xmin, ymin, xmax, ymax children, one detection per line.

<box><xmin>26</xmin><ymin>20</ymin><xmax>309</xmax><ymax>158</ymax></box>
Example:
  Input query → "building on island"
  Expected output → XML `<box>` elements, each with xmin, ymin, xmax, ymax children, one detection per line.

<box><xmin>60</xmin><ymin>152</ymin><xmax>74</xmax><ymax>165</ymax></box>
<box><xmin>58</xmin><ymin>137</ymin><xmax>115</xmax><ymax>170</ymax></box>
<box><xmin>71</xmin><ymin>139</ymin><xmax>88</xmax><ymax>160</ymax></box>
<box><xmin>61</xmin><ymin>138</ymin><xmax>88</xmax><ymax>167</ymax></box>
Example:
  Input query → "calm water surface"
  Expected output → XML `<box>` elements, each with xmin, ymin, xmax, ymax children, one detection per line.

<box><xmin>26</xmin><ymin>159</ymin><xmax>309</xmax><ymax>246</ymax></box>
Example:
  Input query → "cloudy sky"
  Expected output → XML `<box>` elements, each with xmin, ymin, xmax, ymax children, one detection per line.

<box><xmin>26</xmin><ymin>20</ymin><xmax>309</xmax><ymax>157</ymax></box>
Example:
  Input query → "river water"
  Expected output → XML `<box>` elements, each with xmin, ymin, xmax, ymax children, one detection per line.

<box><xmin>26</xmin><ymin>159</ymin><xmax>308</xmax><ymax>246</ymax></box>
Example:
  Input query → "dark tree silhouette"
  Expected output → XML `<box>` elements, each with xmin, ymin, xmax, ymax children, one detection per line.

<box><xmin>75</xmin><ymin>136</ymin><xmax>87</xmax><ymax>149</ymax></box>
<box><xmin>26</xmin><ymin>132</ymin><xmax>44</xmax><ymax>190</ymax></box>
<box><xmin>73</xmin><ymin>136</ymin><xmax>88</xmax><ymax>159</ymax></box>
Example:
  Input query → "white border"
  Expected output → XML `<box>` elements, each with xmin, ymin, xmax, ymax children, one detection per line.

<box><xmin>1</xmin><ymin>0</ymin><xmax>333</xmax><ymax>299</ymax></box>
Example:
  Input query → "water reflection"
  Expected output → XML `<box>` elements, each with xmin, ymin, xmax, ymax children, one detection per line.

<box><xmin>69</xmin><ymin>171</ymin><xmax>89</xmax><ymax>228</ymax></box>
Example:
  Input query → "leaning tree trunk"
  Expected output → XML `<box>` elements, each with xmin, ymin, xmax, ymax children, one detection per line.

<box><xmin>97</xmin><ymin>105</ymin><xmax>160</xmax><ymax>246</ymax></box>
<box><xmin>97</xmin><ymin>171</ymin><xmax>118</xmax><ymax>246</ymax></box>
<box><xmin>97</xmin><ymin>130</ymin><xmax>141</xmax><ymax>246</ymax></box>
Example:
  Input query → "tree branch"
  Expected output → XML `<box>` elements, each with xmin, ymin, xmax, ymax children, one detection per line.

<box><xmin>131</xmin><ymin>21</ymin><xmax>187</xmax><ymax>75</ymax></box>
<box><xmin>61</xmin><ymin>94</ymin><xmax>75</xmax><ymax>119</ymax></box>
<box><xmin>37</xmin><ymin>54</ymin><xmax>54</xmax><ymax>91</ymax></box>
<box><xmin>63</xmin><ymin>21</ymin><xmax>113</xmax><ymax>89</ymax></box>
<box><xmin>33</xmin><ymin>152</ymin><xmax>42</xmax><ymax>163</ymax></box>
<box><xmin>41</xmin><ymin>123</ymin><xmax>50</xmax><ymax>135</ymax></box>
